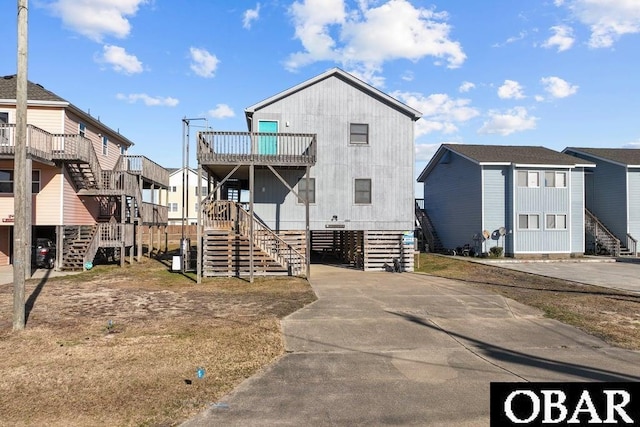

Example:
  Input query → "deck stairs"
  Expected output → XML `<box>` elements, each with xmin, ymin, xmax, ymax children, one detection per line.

<box><xmin>60</xmin><ymin>225</ymin><xmax>98</xmax><ymax>270</ymax></box>
<box><xmin>415</xmin><ymin>201</ymin><xmax>443</xmax><ymax>253</ymax></box>
<box><xmin>201</xmin><ymin>200</ymin><xmax>306</xmax><ymax>277</ymax></box>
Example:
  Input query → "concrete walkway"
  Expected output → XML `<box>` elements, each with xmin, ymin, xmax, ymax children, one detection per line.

<box><xmin>0</xmin><ymin>265</ymin><xmax>80</xmax><ymax>285</ymax></box>
<box><xmin>183</xmin><ymin>265</ymin><xmax>640</xmax><ymax>426</ymax></box>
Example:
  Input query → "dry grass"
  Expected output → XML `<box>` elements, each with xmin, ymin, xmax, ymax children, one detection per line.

<box><xmin>415</xmin><ymin>253</ymin><xmax>640</xmax><ymax>350</ymax></box>
<box><xmin>0</xmin><ymin>258</ymin><xmax>316</xmax><ymax>427</ymax></box>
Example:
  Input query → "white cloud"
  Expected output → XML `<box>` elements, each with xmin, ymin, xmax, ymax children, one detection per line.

<box><xmin>208</xmin><ymin>104</ymin><xmax>235</xmax><ymax>119</ymax></box>
<box><xmin>542</xmin><ymin>25</ymin><xmax>575</xmax><ymax>52</ymax></box>
<box><xmin>49</xmin><ymin>0</ymin><xmax>148</xmax><ymax>42</ymax></box>
<box><xmin>393</xmin><ymin>91</ymin><xmax>479</xmax><ymax>138</ymax></box>
<box><xmin>97</xmin><ymin>45</ymin><xmax>143</xmax><ymax>74</ymax></box>
<box><xmin>559</xmin><ymin>0</ymin><xmax>640</xmax><ymax>48</ymax></box>
<box><xmin>189</xmin><ymin>47</ymin><xmax>219</xmax><ymax>78</ymax></box>
<box><xmin>535</xmin><ymin>95</ymin><xmax>545</xmax><ymax>102</ymax></box>
<box><xmin>497</xmin><ymin>80</ymin><xmax>525</xmax><ymax>100</ymax></box>
<box><xmin>541</xmin><ymin>76</ymin><xmax>579</xmax><ymax>98</ymax></box>
<box><xmin>478</xmin><ymin>107</ymin><xmax>538</xmax><ymax>136</ymax></box>
<box><xmin>459</xmin><ymin>81</ymin><xmax>475</xmax><ymax>93</ymax></box>
<box><xmin>286</xmin><ymin>0</ymin><xmax>465</xmax><ymax>83</ymax></box>
<box><xmin>243</xmin><ymin>3</ymin><xmax>261</xmax><ymax>29</ymax></box>
<box><xmin>492</xmin><ymin>31</ymin><xmax>528</xmax><ymax>48</ymax></box>
<box><xmin>116</xmin><ymin>93</ymin><xmax>179</xmax><ymax>107</ymax></box>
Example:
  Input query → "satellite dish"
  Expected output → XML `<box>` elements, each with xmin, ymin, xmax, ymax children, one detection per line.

<box><xmin>498</xmin><ymin>227</ymin><xmax>506</xmax><ymax>236</ymax></box>
<box><xmin>482</xmin><ymin>230</ymin><xmax>490</xmax><ymax>239</ymax></box>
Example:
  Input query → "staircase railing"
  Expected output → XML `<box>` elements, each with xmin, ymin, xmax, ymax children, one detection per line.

<box><xmin>82</xmin><ymin>226</ymin><xmax>100</xmax><ymax>270</ymax></box>
<box><xmin>626</xmin><ymin>234</ymin><xmax>637</xmax><ymax>256</ymax></box>
<box><xmin>415</xmin><ymin>200</ymin><xmax>438</xmax><ymax>252</ymax></box>
<box><xmin>585</xmin><ymin>209</ymin><xmax>620</xmax><ymax>256</ymax></box>
<box><xmin>52</xmin><ymin>134</ymin><xmax>103</xmax><ymax>188</ymax></box>
<box><xmin>202</xmin><ymin>199</ymin><xmax>305</xmax><ymax>275</ymax></box>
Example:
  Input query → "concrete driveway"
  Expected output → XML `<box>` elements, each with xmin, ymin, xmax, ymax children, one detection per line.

<box><xmin>0</xmin><ymin>265</ymin><xmax>80</xmax><ymax>285</ymax></box>
<box><xmin>478</xmin><ymin>258</ymin><xmax>640</xmax><ymax>294</ymax></box>
<box><xmin>183</xmin><ymin>265</ymin><xmax>640</xmax><ymax>426</ymax></box>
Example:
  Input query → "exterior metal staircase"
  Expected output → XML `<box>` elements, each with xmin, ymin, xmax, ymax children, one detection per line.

<box><xmin>584</xmin><ymin>209</ymin><xmax>625</xmax><ymax>256</ymax></box>
<box><xmin>415</xmin><ymin>200</ymin><xmax>443</xmax><ymax>253</ymax></box>
<box><xmin>201</xmin><ymin>200</ymin><xmax>305</xmax><ymax>276</ymax></box>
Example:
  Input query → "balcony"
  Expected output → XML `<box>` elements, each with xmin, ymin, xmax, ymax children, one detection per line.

<box><xmin>118</xmin><ymin>155</ymin><xmax>169</xmax><ymax>188</ymax></box>
<box><xmin>0</xmin><ymin>124</ymin><xmax>54</xmax><ymax>162</ymax></box>
<box><xmin>198</xmin><ymin>131</ymin><xmax>316</xmax><ymax>168</ymax></box>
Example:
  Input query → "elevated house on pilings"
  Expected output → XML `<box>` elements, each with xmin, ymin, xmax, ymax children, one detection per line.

<box><xmin>195</xmin><ymin>68</ymin><xmax>421</xmax><ymax>281</ymax></box>
<box><xmin>0</xmin><ymin>75</ymin><xmax>169</xmax><ymax>270</ymax></box>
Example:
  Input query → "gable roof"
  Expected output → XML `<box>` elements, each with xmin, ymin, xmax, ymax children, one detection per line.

<box><xmin>0</xmin><ymin>74</ymin><xmax>134</xmax><ymax>147</ymax></box>
<box><xmin>564</xmin><ymin>147</ymin><xmax>640</xmax><ymax>167</ymax></box>
<box><xmin>0</xmin><ymin>75</ymin><xmax>67</xmax><ymax>103</ymax></box>
<box><xmin>244</xmin><ymin>67</ymin><xmax>422</xmax><ymax>124</ymax></box>
<box><xmin>418</xmin><ymin>144</ymin><xmax>595</xmax><ymax>182</ymax></box>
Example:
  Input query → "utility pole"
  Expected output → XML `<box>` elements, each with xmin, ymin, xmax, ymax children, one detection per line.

<box><xmin>13</xmin><ymin>0</ymin><xmax>28</xmax><ymax>331</ymax></box>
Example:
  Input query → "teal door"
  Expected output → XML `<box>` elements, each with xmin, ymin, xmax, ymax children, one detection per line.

<box><xmin>258</xmin><ymin>121</ymin><xmax>278</xmax><ymax>154</ymax></box>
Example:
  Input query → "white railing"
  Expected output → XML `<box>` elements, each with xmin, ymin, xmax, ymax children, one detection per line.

<box><xmin>0</xmin><ymin>123</ymin><xmax>53</xmax><ymax>160</ymax></box>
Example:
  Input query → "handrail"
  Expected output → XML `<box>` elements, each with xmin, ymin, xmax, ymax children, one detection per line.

<box><xmin>415</xmin><ymin>201</ymin><xmax>436</xmax><ymax>252</ymax></box>
<box><xmin>119</xmin><ymin>155</ymin><xmax>169</xmax><ymax>187</ymax></box>
<box><xmin>585</xmin><ymin>209</ymin><xmax>621</xmax><ymax>256</ymax></box>
<box><xmin>236</xmin><ymin>206</ymin><xmax>306</xmax><ymax>275</ymax></box>
<box><xmin>0</xmin><ymin>123</ymin><xmax>53</xmax><ymax>160</ymax></box>
<box><xmin>82</xmin><ymin>226</ymin><xmax>100</xmax><ymax>270</ymax></box>
<box><xmin>626</xmin><ymin>234</ymin><xmax>637</xmax><ymax>256</ymax></box>
<box><xmin>52</xmin><ymin>134</ymin><xmax>103</xmax><ymax>188</ymax></box>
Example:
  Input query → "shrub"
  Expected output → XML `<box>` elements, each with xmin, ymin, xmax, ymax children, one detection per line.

<box><xmin>489</xmin><ymin>246</ymin><xmax>504</xmax><ymax>258</ymax></box>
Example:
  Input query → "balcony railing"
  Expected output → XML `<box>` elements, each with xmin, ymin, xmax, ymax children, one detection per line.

<box><xmin>118</xmin><ymin>155</ymin><xmax>169</xmax><ymax>187</ymax></box>
<box><xmin>141</xmin><ymin>202</ymin><xmax>168</xmax><ymax>225</ymax></box>
<box><xmin>0</xmin><ymin>124</ymin><xmax>53</xmax><ymax>161</ymax></box>
<box><xmin>198</xmin><ymin>131</ymin><xmax>316</xmax><ymax>166</ymax></box>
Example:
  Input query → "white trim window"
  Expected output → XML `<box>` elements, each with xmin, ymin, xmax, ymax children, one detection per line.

<box><xmin>102</xmin><ymin>135</ymin><xmax>108</xmax><ymax>156</ymax></box>
<box><xmin>517</xmin><ymin>171</ymin><xmax>539</xmax><ymax>188</ymax></box>
<box><xmin>518</xmin><ymin>214</ymin><xmax>540</xmax><ymax>230</ymax></box>
<box><xmin>354</xmin><ymin>178</ymin><xmax>372</xmax><ymax>204</ymax></box>
<box><xmin>297</xmin><ymin>177</ymin><xmax>315</xmax><ymax>204</ymax></box>
<box><xmin>546</xmin><ymin>214</ymin><xmax>567</xmax><ymax>230</ymax></box>
<box><xmin>79</xmin><ymin>123</ymin><xmax>86</xmax><ymax>138</ymax></box>
<box><xmin>349</xmin><ymin>123</ymin><xmax>369</xmax><ymax>145</ymax></box>
<box><xmin>545</xmin><ymin>171</ymin><xmax>567</xmax><ymax>188</ymax></box>
<box><xmin>0</xmin><ymin>112</ymin><xmax>9</xmax><ymax>146</ymax></box>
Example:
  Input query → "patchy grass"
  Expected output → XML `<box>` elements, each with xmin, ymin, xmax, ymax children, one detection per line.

<box><xmin>0</xmin><ymin>258</ymin><xmax>316</xmax><ymax>427</ymax></box>
<box><xmin>415</xmin><ymin>253</ymin><xmax>640</xmax><ymax>350</ymax></box>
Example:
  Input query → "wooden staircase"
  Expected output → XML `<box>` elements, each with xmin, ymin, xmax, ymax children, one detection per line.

<box><xmin>65</xmin><ymin>162</ymin><xmax>99</xmax><ymax>190</ymax></box>
<box><xmin>415</xmin><ymin>201</ymin><xmax>443</xmax><ymax>253</ymax></box>
<box><xmin>60</xmin><ymin>225</ymin><xmax>98</xmax><ymax>270</ymax></box>
<box><xmin>201</xmin><ymin>200</ymin><xmax>306</xmax><ymax>277</ymax></box>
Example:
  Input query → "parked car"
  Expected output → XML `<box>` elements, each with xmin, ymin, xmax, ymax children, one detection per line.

<box><xmin>32</xmin><ymin>238</ymin><xmax>56</xmax><ymax>269</ymax></box>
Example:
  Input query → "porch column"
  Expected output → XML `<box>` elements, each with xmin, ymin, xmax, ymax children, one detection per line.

<box><xmin>249</xmin><ymin>163</ymin><xmax>254</xmax><ymax>283</ymax></box>
<box><xmin>305</xmin><ymin>165</ymin><xmax>311</xmax><ymax>278</ymax></box>
<box><xmin>197</xmin><ymin>165</ymin><xmax>203</xmax><ymax>284</ymax></box>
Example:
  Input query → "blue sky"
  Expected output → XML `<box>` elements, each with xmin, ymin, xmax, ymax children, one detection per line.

<box><xmin>2</xmin><ymin>0</ymin><xmax>640</xmax><ymax>196</ymax></box>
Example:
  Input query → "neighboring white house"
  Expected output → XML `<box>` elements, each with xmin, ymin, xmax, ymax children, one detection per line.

<box><xmin>167</xmin><ymin>167</ymin><xmax>213</xmax><ymax>225</ymax></box>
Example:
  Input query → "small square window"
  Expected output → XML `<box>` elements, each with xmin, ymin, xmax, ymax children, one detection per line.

<box><xmin>518</xmin><ymin>171</ymin><xmax>539</xmax><ymax>187</ymax></box>
<box><xmin>297</xmin><ymin>177</ymin><xmax>315</xmax><ymax>204</ymax></box>
<box><xmin>545</xmin><ymin>171</ymin><xmax>567</xmax><ymax>188</ymax></box>
<box><xmin>518</xmin><ymin>214</ymin><xmax>540</xmax><ymax>230</ymax></box>
<box><xmin>546</xmin><ymin>214</ymin><xmax>567</xmax><ymax>229</ymax></box>
<box><xmin>350</xmin><ymin>123</ymin><xmax>369</xmax><ymax>144</ymax></box>
<box><xmin>355</xmin><ymin>178</ymin><xmax>371</xmax><ymax>204</ymax></box>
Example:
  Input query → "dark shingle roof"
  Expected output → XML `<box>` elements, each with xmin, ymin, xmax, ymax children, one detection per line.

<box><xmin>564</xmin><ymin>147</ymin><xmax>640</xmax><ymax>166</ymax></box>
<box><xmin>0</xmin><ymin>75</ymin><xmax>67</xmax><ymax>103</ymax></box>
<box><xmin>446</xmin><ymin>144</ymin><xmax>586</xmax><ymax>165</ymax></box>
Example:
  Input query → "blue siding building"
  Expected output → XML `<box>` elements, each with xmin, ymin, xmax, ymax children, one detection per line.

<box><xmin>563</xmin><ymin>148</ymin><xmax>640</xmax><ymax>255</ymax></box>
<box><xmin>417</xmin><ymin>144</ymin><xmax>594</xmax><ymax>257</ymax></box>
